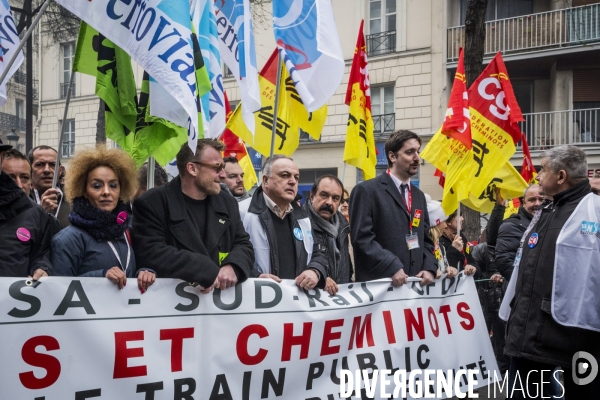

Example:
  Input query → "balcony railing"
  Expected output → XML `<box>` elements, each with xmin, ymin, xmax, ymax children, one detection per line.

<box><xmin>373</xmin><ymin>113</ymin><xmax>395</xmax><ymax>137</ymax></box>
<box><xmin>448</xmin><ymin>4</ymin><xmax>600</xmax><ymax>61</ymax></box>
<box><xmin>0</xmin><ymin>112</ymin><xmax>26</xmax><ymax>131</ymax></box>
<box><xmin>366</xmin><ymin>31</ymin><xmax>396</xmax><ymax>57</ymax></box>
<box><xmin>61</xmin><ymin>82</ymin><xmax>76</xmax><ymax>99</ymax></box>
<box><xmin>519</xmin><ymin>108</ymin><xmax>600</xmax><ymax>150</ymax></box>
<box><xmin>13</xmin><ymin>70</ymin><xmax>26</xmax><ymax>85</ymax></box>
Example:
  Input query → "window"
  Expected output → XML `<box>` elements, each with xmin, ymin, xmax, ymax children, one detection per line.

<box><xmin>61</xmin><ymin>119</ymin><xmax>75</xmax><ymax>157</ymax></box>
<box><xmin>367</xmin><ymin>0</ymin><xmax>396</xmax><ymax>56</ymax></box>
<box><xmin>460</xmin><ymin>0</ymin><xmax>532</xmax><ymax>24</ymax></box>
<box><xmin>15</xmin><ymin>99</ymin><xmax>23</xmax><ymax>121</ymax></box>
<box><xmin>371</xmin><ymin>85</ymin><xmax>395</xmax><ymax>136</ymax></box>
<box><xmin>61</xmin><ymin>42</ymin><xmax>76</xmax><ymax>99</ymax></box>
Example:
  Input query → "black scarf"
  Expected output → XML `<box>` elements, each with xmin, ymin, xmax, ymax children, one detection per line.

<box><xmin>69</xmin><ymin>197</ymin><xmax>129</xmax><ymax>241</ymax></box>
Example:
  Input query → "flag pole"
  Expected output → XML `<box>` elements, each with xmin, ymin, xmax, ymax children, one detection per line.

<box><xmin>269</xmin><ymin>50</ymin><xmax>283</xmax><ymax>158</ymax></box>
<box><xmin>456</xmin><ymin>203</ymin><xmax>462</xmax><ymax>271</ymax></box>
<box><xmin>147</xmin><ymin>156</ymin><xmax>156</xmax><ymax>190</ymax></box>
<box><xmin>341</xmin><ymin>162</ymin><xmax>347</xmax><ymax>185</ymax></box>
<box><xmin>0</xmin><ymin>0</ymin><xmax>53</xmax><ymax>86</ymax></box>
<box><xmin>51</xmin><ymin>68</ymin><xmax>76</xmax><ymax>189</ymax></box>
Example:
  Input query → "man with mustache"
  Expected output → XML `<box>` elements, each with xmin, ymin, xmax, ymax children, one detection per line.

<box><xmin>350</xmin><ymin>130</ymin><xmax>437</xmax><ymax>286</ymax></box>
<box><xmin>303</xmin><ymin>175</ymin><xmax>351</xmax><ymax>295</ymax></box>
<box><xmin>243</xmin><ymin>155</ymin><xmax>328</xmax><ymax>290</ymax></box>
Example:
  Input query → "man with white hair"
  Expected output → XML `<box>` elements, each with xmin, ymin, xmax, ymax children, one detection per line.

<box><xmin>503</xmin><ymin>145</ymin><xmax>600</xmax><ymax>398</ymax></box>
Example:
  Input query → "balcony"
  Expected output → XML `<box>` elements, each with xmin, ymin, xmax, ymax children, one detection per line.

<box><xmin>366</xmin><ymin>31</ymin><xmax>396</xmax><ymax>57</ymax></box>
<box><xmin>373</xmin><ymin>113</ymin><xmax>395</xmax><ymax>137</ymax></box>
<box><xmin>61</xmin><ymin>82</ymin><xmax>76</xmax><ymax>99</ymax></box>
<box><xmin>519</xmin><ymin>108</ymin><xmax>600</xmax><ymax>150</ymax></box>
<box><xmin>0</xmin><ymin>112</ymin><xmax>26</xmax><ymax>132</ymax></box>
<box><xmin>448</xmin><ymin>4</ymin><xmax>600</xmax><ymax>62</ymax></box>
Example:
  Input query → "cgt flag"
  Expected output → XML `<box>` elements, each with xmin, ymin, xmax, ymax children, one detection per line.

<box><xmin>225</xmin><ymin>49</ymin><xmax>327</xmax><ymax>157</ymax></box>
<box><xmin>442</xmin><ymin>48</ymin><xmax>471</xmax><ymax>149</ymax></box>
<box><xmin>343</xmin><ymin>20</ymin><xmax>376</xmax><ymax>181</ymax></box>
<box><xmin>273</xmin><ymin>0</ymin><xmax>344</xmax><ymax>112</ymax></box>
<box><xmin>520</xmin><ymin>132</ymin><xmax>537</xmax><ymax>183</ymax></box>
<box><xmin>0</xmin><ymin>0</ymin><xmax>24</xmax><ymax>107</ymax></box>
<box><xmin>221</xmin><ymin>91</ymin><xmax>258</xmax><ymax>191</ymax></box>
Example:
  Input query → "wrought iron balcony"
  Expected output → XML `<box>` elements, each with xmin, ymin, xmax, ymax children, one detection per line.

<box><xmin>448</xmin><ymin>3</ymin><xmax>600</xmax><ymax>62</ymax></box>
<box><xmin>0</xmin><ymin>112</ymin><xmax>26</xmax><ymax>132</ymax></box>
<box><xmin>12</xmin><ymin>70</ymin><xmax>26</xmax><ymax>85</ymax></box>
<box><xmin>519</xmin><ymin>108</ymin><xmax>600</xmax><ymax>150</ymax></box>
<box><xmin>373</xmin><ymin>113</ymin><xmax>395</xmax><ymax>137</ymax></box>
<box><xmin>61</xmin><ymin>82</ymin><xmax>76</xmax><ymax>99</ymax></box>
<box><xmin>367</xmin><ymin>30</ymin><xmax>396</xmax><ymax>57</ymax></box>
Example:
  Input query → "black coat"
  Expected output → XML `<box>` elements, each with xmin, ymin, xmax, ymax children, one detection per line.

<box><xmin>132</xmin><ymin>176</ymin><xmax>254</xmax><ymax>288</ymax></box>
<box><xmin>0</xmin><ymin>172</ymin><xmax>58</xmax><ymax>276</ymax></box>
<box><xmin>505</xmin><ymin>180</ymin><xmax>600</xmax><ymax>366</ymax></box>
<box><xmin>439</xmin><ymin>232</ymin><xmax>474</xmax><ymax>270</ymax></box>
<box><xmin>304</xmin><ymin>204</ymin><xmax>352</xmax><ymax>284</ymax></box>
<box><xmin>495</xmin><ymin>206</ymin><xmax>532</xmax><ymax>281</ymax></box>
<box><xmin>349</xmin><ymin>173</ymin><xmax>437</xmax><ymax>281</ymax></box>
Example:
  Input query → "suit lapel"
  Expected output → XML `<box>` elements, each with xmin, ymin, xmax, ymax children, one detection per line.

<box><xmin>382</xmin><ymin>174</ymin><xmax>410</xmax><ymax>218</ymax></box>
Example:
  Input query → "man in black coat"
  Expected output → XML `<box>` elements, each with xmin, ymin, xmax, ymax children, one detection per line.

<box><xmin>132</xmin><ymin>140</ymin><xmax>254</xmax><ymax>292</ymax></box>
<box><xmin>350</xmin><ymin>130</ymin><xmax>437</xmax><ymax>286</ymax></box>
<box><xmin>505</xmin><ymin>145</ymin><xmax>600</xmax><ymax>397</ymax></box>
<box><xmin>303</xmin><ymin>174</ymin><xmax>352</xmax><ymax>294</ymax></box>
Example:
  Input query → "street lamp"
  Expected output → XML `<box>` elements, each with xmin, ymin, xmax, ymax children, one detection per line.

<box><xmin>6</xmin><ymin>129</ymin><xmax>20</xmax><ymax>148</ymax></box>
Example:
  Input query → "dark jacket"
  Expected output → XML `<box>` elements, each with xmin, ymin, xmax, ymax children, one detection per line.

<box><xmin>505</xmin><ymin>180</ymin><xmax>600</xmax><ymax>365</ymax></box>
<box><xmin>51</xmin><ymin>226</ymin><xmax>136</xmax><ymax>278</ymax></box>
<box><xmin>304</xmin><ymin>204</ymin><xmax>352</xmax><ymax>284</ymax></box>
<box><xmin>243</xmin><ymin>186</ymin><xmax>328</xmax><ymax>288</ymax></box>
<box><xmin>0</xmin><ymin>172</ymin><xmax>58</xmax><ymax>276</ymax></box>
<box><xmin>349</xmin><ymin>173</ymin><xmax>437</xmax><ymax>281</ymax></box>
<box><xmin>30</xmin><ymin>187</ymin><xmax>71</xmax><ymax>229</ymax></box>
<box><xmin>495</xmin><ymin>206</ymin><xmax>533</xmax><ymax>281</ymax></box>
<box><xmin>439</xmin><ymin>232</ymin><xmax>474</xmax><ymax>270</ymax></box>
<box><xmin>132</xmin><ymin>176</ymin><xmax>255</xmax><ymax>288</ymax></box>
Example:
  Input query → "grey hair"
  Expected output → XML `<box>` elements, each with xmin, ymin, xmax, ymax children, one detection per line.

<box><xmin>262</xmin><ymin>154</ymin><xmax>293</xmax><ymax>177</ymax></box>
<box><xmin>523</xmin><ymin>183</ymin><xmax>539</xmax><ymax>198</ymax></box>
<box><xmin>541</xmin><ymin>145</ymin><xmax>587</xmax><ymax>182</ymax></box>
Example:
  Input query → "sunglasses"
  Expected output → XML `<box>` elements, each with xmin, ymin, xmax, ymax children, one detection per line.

<box><xmin>340</xmin><ymin>199</ymin><xmax>349</xmax><ymax>205</ymax></box>
<box><xmin>190</xmin><ymin>161</ymin><xmax>225</xmax><ymax>173</ymax></box>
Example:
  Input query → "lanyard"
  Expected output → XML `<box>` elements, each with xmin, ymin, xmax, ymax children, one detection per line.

<box><xmin>34</xmin><ymin>188</ymin><xmax>63</xmax><ymax>218</ymax></box>
<box><xmin>107</xmin><ymin>232</ymin><xmax>131</xmax><ymax>273</ymax></box>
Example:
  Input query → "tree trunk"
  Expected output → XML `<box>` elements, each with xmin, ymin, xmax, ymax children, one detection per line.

<box><xmin>96</xmin><ymin>99</ymin><xmax>106</xmax><ymax>144</ymax></box>
<box><xmin>462</xmin><ymin>0</ymin><xmax>489</xmax><ymax>242</ymax></box>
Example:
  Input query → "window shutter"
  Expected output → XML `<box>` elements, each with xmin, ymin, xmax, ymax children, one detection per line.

<box><xmin>573</xmin><ymin>69</ymin><xmax>600</xmax><ymax>103</ymax></box>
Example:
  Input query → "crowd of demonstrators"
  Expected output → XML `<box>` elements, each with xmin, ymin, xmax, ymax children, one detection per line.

<box><xmin>303</xmin><ymin>174</ymin><xmax>352</xmax><ymax>295</ymax></box>
<box><xmin>243</xmin><ymin>155</ymin><xmax>327</xmax><ymax>290</ymax></box>
<box><xmin>438</xmin><ymin>210</ymin><xmax>477</xmax><ymax>275</ymax></box>
<box><xmin>425</xmin><ymin>195</ymin><xmax>458</xmax><ymax>279</ymax></box>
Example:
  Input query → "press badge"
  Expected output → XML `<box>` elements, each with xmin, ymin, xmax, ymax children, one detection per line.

<box><xmin>406</xmin><ymin>233</ymin><xmax>420</xmax><ymax>250</ymax></box>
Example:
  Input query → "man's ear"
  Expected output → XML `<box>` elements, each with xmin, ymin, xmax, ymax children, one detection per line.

<box><xmin>186</xmin><ymin>163</ymin><xmax>196</xmax><ymax>177</ymax></box>
<box><xmin>558</xmin><ymin>170</ymin><xmax>567</xmax><ymax>184</ymax></box>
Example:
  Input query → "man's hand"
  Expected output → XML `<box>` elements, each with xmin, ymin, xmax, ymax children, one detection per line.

<box><xmin>200</xmin><ymin>278</ymin><xmax>218</xmax><ymax>294</ymax></box>
<box><xmin>259</xmin><ymin>274</ymin><xmax>282</xmax><ymax>282</ymax></box>
<box><xmin>295</xmin><ymin>270</ymin><xmax>319</xmax><ymax>290</ymax></box>
<box><xmin>445</xmin><ymin>266</ymin><xmax>458</xmax><ymax>278</ymax></box>
<box><xmin>416</xmin><ymin>270</ymin><xmax>435</xmax><ymax>286</ymax></box>
<box><xmin>494</xmin><ymin>187</ymin><xmax>505</xmax><ymax>206</ymax></box>
<box><xmin>137</xmin><ymin>271</ymin><xmax>156</xmax><ymax>293</ymax></box>
<box><xmin>490</xmin><ymin>273</ymin><xmax>504</xmax><ymax>283</ymax></box>
<box><xmin>106</xmin><ymin>266</ymin><xmax>127</xmax><ymax>289</ymax></box>
<box><xmin>31</xmin><ymin>269</ymin><xmax>48</xmax><ymax>280</ymax></box>
<box><xmin>391</xmin><ymin>268</ymin><xmax>408</xmax><ymax>287</ymax></box>
<box><xmin>325</xmin><ymin>277</ymin><xmax>339</xmax><ymax>295</ymax></box>
<box><xmin>216</xmin><ymin>264</ymin><xmax>238</xmax><ymax>290</ymax></box>
<box><xmin>464</xmin><ymin>264</ymin><xmax>477</xmax><ymax>276</ymax></box>
<box><xmin>40</xmin><ymin>188</ymin><xmax>61</xmax><ymax>213</ymax></box>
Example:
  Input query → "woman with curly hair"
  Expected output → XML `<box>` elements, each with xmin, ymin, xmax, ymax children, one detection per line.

<box><xmin>51</xmin><ymin>146</ymin><xmax>155</xmax><ymax>293</ymax></box>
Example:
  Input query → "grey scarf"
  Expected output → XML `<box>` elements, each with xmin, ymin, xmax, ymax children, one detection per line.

<box><xmin>308</xmin><ymin>200</ymin><xmax>341</xmax><ymax>275</ymax></box>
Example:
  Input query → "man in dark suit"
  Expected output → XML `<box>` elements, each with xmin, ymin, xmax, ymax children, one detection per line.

<box><xmin>350</xmin><ymin>130</ymin><xmax>437</xmax><ymax>286</ymax></box>
<box><xmin>132</xmin><ymin>140</ymin><xmax>254</xmax><ymax>293</ymax></box>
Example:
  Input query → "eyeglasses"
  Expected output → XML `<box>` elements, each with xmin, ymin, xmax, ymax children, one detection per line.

<box><xmin>340</xmin><ymin>199</ymin><xmax>348</xmax><ymax>204</ymax></box>
<box><xmin>190</xmin><ymin>161</ymin><xmax>225</xmax><ymax>173</ymax></box>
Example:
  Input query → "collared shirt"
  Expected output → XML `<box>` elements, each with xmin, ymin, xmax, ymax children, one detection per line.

<box><xmin>263</xmin><ymin>192</ymin><xmax>293</xmax><ymax>219</ymax></box>
<box><xmin>388</xmin><ymin>170</ymin><xmax>411</xmax><ymax>205</ymax></box>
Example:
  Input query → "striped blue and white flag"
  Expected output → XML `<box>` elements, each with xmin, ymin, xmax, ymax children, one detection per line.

<box><xmin>0</xmin><ymin>0</ymin><xmax>24</xmax><ymax>107</ymax></box>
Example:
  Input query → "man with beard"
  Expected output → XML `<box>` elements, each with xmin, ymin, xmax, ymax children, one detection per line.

<box><xmin>223</xmin><ymin>156</ymin><xmax>252</xmax><ymax>219</ymax></box>
<box><xmin>27</xmin><ymin>145</ymin><xmax>71</xmax><ymax>227</ymax></box>
<box><xmin>132</xmin><ymin>140</ymin><xmax>255</xmax><ymax>293</ymax></box>
<box><xmin>304</xmin><ymin>174</ymin><xmax>351</xmax><ymax>295</ymax></box>
<box><xmin>349</xmin><ymin>130</ymin><xmax>437</xmax><ymax>286</ymax></box>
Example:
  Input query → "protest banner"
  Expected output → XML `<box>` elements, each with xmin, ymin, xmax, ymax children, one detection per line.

<box><xmin>0</xmin><ymin>0</ymin><xmax>24</xmax><ymax>106</ymax></box>
<box><xmin>0</xmin><ymin>274</ymin><xmax>498</xmax><ymax>399</ymax></box>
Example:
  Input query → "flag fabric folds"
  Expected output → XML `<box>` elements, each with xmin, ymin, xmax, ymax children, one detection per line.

<box><xmin>0</xmin><ymin>0</ymin><xmax>24</xmax><ymax>107</ymax></box>
<box><xmin>56</xmin><ymin>0</ymin><xmax>202</xmax><ymax>146</ymax></box>
<box><xmin>273</xmin><ymin>0</ymin><xmax>344</xmax><ymax>112</ymax></box>
<box><xmin>343</xmin><ymin>20</ymin><xmax>376</xmax><ymax>181</ymax></box>
<box><xmin>225</xmin><ymin>49</ymin><xmax>327</xmax><ymax>157</ymax></box>
<box><xmin>221</xmin><ymin>92</ymin><xmax>258</xmax><ymax>191</ymax></box>
<box><xmin>214</xmin><ymin>0</ymin><xmax>261</xmax><ymax>133</ymax></box>
<box><xmin>442</xmin><ymin>48</ymin><xmax>471</xmax><ymax>149</ymax></box>
<box><xmin>520</xmin><ymin>132</ymin><xmax>537</xmax><ymax>183</ymax></box>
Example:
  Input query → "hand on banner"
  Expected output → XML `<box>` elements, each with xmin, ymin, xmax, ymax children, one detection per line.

<box><xmin>325</xmin><ymin>277</ymin><xmax>339</xmax><ymax>295</ymax></box>
<box><xmin>452</xmin><ymin>235</ymin><xmax>464</xmax><ymax>251</ymax></box>
<box><xmin>446</xmin><ymin>266</ymin><xmax>458</xmax><ymax>278</ymax></box>
<box><xmin>40</xmin><ymin>188</ymin><xmax>61</xmax><ymax>213</ymax></box>
<box><xmin>416</xmin><ymin>270</ymin><xmax>435</xmax><ymax>287</ymax></box>
<box><xmin>296</xmin><ymin>270</ymin><xmax>319</xmax><ymax>291</ymax></box>
<box><xmin>490</xmin><ymin>273</ymin><xmax>504</xmax><ymax>283</ymax></box>
<box><xmin>200</xmin><ymin>279</ymin><xmax>218</xmax><ymax>294</ymax></box>
<box><xmin>137</xmin><ymin>271</ymin><xmax>156</xmax><ymax>294</ymax></box>
<box><xmin>30</xmin><ymin>269</ymin><xmax>48</xmax><ymax>280</ymax></box>
<box><xmin>106</xmin><ymin>267</ymin><xmax>127</xmax><ymax>289</ymax></box>
<box><xmin>259</xmin><ymin>274</ymin><xmax>282</xmax><ymax>282</ymax></box>
<box><xmin>391</xmin><ymin>268</ymin><xmax>408</xmax><ymax>287</ymax></box>
<box><xmin>463</xmin><ymin>265</ymin><xmax>477</xmax><ymax>276</ymax></box>
<box><xmin>495</xmin><ymin>187</ymin><xmax>505</xmax><ymax>206</ymax></box>
<box><xmin>216</xmin><ymin>265</ymin><xmax>238</xmax><ymax>290</ymax></box>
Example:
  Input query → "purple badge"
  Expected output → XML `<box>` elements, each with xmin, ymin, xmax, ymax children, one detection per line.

<box><xmin>16</xmin><ymin>227</ymin><xmax>31</xmax><ymax>242</ymax></box>
<box><xmin>116</xmin><ymin>211</ymin><xmax>128</xmax><ymax>225</ymax></box>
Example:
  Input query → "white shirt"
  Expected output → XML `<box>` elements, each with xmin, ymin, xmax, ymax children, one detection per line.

<box><xmin>388</xmin><ymin>171</ymin><xmax>411</xmax><ymax>205</ymax></box>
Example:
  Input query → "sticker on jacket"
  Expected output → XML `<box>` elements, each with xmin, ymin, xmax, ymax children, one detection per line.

<box><xmin>219</xmin><ymin>252</ymin><xmax>229</xmax><ymax>265</ymax></box>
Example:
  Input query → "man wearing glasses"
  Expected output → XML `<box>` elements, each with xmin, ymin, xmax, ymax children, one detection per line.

<box><xmin>132</xmin><ymin>139</ymin><xmax>255</xmax><ymax>293</ymax></box>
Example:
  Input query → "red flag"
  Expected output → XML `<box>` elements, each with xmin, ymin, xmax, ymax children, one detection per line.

<box><xmin>221</xmin><ymin>92</ymin><xmax>247</xmax><ymax>159</ymax></box>
<box><xmin>434</xmin><ymin>168</ymin><xmax>446</xmax><ymax>188</ymax></box>
<box><xmin>442</xmin><ymin>48</ymin><xmax>471</xmax><ymax>148</ymax></box>
<box><xmin>520</xmin><ymin>132</ymin><xmax>537</xmax><ymax>183</ymax></box>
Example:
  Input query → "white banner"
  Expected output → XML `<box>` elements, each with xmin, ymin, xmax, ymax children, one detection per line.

<box><xmin>0</xmin><ymin>274</ymin><xmax>498</xmax><ymax>399</ymax></box>
<box><xmin>0</xmin><ymin>0</ymin><xmax>24</xmax><ymax>106</ymax></box>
